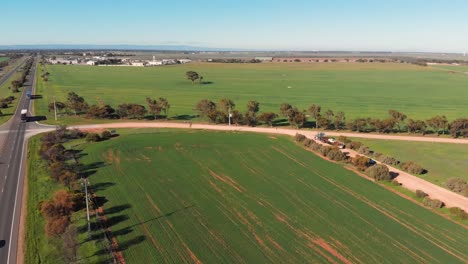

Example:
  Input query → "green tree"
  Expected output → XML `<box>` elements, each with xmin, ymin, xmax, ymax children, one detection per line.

<box><xmin>67</xmin><ymin>92</ymin><xmax>88</xmax><ymax>115</ymax></box>
<box><xmin>195</xmin><ymin>99</ymin><xmax>218</xmax><ymax>122</ymax></box>
<box><xmin>146</xmin><ymin>97</ymin><xmax>162</xmax><ymax>119</ymax></box>
<box><xmin>426</xmin><ymin>115</ymin><xmax>448</xmax><ymax>135</ymax></box>
<box><xmin>186</xmin><ymin>71</ymin><xmax>200</xmax><ymax>84</ymax></box>
<box><xmin>258</xmin><ymin>112</ymin><xmax>278</xmax><ymax>127</ymax></box>
<box><xmin>158</xmin><ymin>97</ymin><xmax>170</xmax><ymax>118</ymax></box>
<box><xmin>334</xmin><ymin>111</ymin><xmax>346</xmax><ymax>130</ymax></box>
<box><xmin>388</xmin><ymin>109</ymin><xmax>407</xmax><ymax>132</ymax></box>
<box><xmin>308</xmin><ymin>104</ymin><xmax>321</xmax><ymax>128</ymax></box>
<box><xmin>245</xmin><ymin>100</ymin><xmax>260</xmax><ymax>126</ymax></box>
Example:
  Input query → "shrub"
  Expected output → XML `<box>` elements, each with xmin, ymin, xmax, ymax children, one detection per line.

<box><xmin>378</xmin><ymin>155</ymin><xmax>400</xmax><ymax>166</ymax></box>
<box><xmin>41</xmin><ymin>190</ymin><xmax>75</xmax><ymax>236</ymax></box>
<box><xmin>337</xmin><ymin>136</ymin><xmax>350</xmax><ymax>144</ymax></box>
<box><xmin>326</xmin><ymin>148</ymin><xmax>347</xmax><ymax>161</ymax></box>
<box><xmin>346</xmin><ymin>141</ymin><xmax>362</xmax><ymax>150</ymax></box>
<box><xmin>352</xmin><ymin>155</ymin><xmax>371</xmax><ymax>171</ymax></box>
<box><xmin>449</xmin><ymin>207</ymin><xmax>468</xmax><ymax>220</ymax></box>
<box><xmin>415</xmin><ymin>190</ymin><xmax>428</xmax><ymax>198</ymax></box>
<box><xmin>391</xmin><ymin>180</ymin><xmax>401</xmax><ymax>186</ymax></box>
<box><xmin>310</xmin><ymin>142</ymin><xmax>321</xmax><ymax>151</ymax></box>
<box><xmin>85</xmin><ymin>133</ymin><xmax>101</xmax><ymax>142</ymax></box>
<box><xmin>373</xmin><ymin>152</ymin><xmax>383</xmax><ymax>159</ymax></box>
<box><xmin>0</xmin><ymin>102</ymin><xmax>8</xmax><ymax>108</ymax></box>
<box><xmin>101</xmin><ymin>130</ymin><xmax>112</xmax><ymax>140</ymax></box>
<box><xmin>365</xmin><ymin>164</ymin><xmax>391</xmax><ymax>181</ymax></box>
<box><xmin>401</xmin><ymin>161</ymin><xmax>424</xmax><ymax>175</ymax></box>
<box><xmin>357</xmin><ymin>146</ymin><xmax>371</xmax><ymax>155</ymax></box>
<box><xmin>303</xmin><ymin>138</ymin><xmax>313</xmax><ymax>147</ymax></box>
<box><xmin>445</xmin><ymin>178</ymin><xmax>467</xmax><ymax>193</ymax></box>
<box><xmin>320</xmin><ymin>145</ymin><xmax>333</xmax><ymax>156</ymax></box>
<box><xmin>68</xmin><ymin>129</ymin><xmax>86</xmax><ymax>139</ymax></box>
<box><xmin>294</xmin><ymin>133</ymin><xmax>306</xmax><ymax>142</ymax></box>
<box><xmin>422</xmin><ymin>197</ymin><xmax>444</xmax><ymax>209</ymax></box>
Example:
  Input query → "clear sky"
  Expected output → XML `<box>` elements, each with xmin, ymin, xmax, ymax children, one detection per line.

<box><xmin>1</xmin><ymin>0</ymin><xmax>467</xmax><ymax>52</ymax></box>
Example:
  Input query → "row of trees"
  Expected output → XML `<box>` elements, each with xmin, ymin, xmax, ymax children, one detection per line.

<box><xmin>39</xmin><ymin>127</ymin><xmax>89</xmax><ymax>239</ymax></box>
<box><xmin>49</xmin><ymin>92</ymin><xmax>171</xmax><ymax>120</ymax></box>
<box><xmin>340</xmin><ymin>137</ymin><xmax>426</xmax><ymax>175</ymax></box>
<box><xmin>10</xmin><ymin>57</ymin><xmax>34</xmax><ymax>93</ymax></box>
<box><xmin>294</xmin><ymin>133</ymin><xmax>392</xmax><ymax>181</ymax></box>
<box><xmin>50</xmin><ymin>91</ymin><xmax>467</xmax><ymax>138</ymax></box>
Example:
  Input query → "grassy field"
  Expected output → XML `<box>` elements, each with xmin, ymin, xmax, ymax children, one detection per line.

<box><xmin>351</xmin><ymin>138</ymin><xmax>468</xmax><ymax>186</ymax></box>
<box><xmin>34</xmin><ymin>63</ymin><xmax>468</xmax><ymax>124</ymax></box>
<box><xmin>59</xmin><ymin>129</ymin><xmax>468</xmax><ymax>263</ymax></box>
<box><xmin>25</xmin><ymin>137</ymin><xmax>111</xmax><ymax>264</ymax></box>
<box><xmin>0</xmin><ymin>57</ymin><xmax>9</xmax><ymax>62</ymax></box>
<box><xmin>0</xmin><ymin>69</ymin><xmax>24</xmax><ymax>125</ymax></box>
<box><xmin>431</xmin><ymin>65</ymin><xmax>468</xmax><ymax>72</ymax></box>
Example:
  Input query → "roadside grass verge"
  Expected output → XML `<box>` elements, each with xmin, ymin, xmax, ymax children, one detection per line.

<box><xmin>24</xmin><ymin>136</ymin><xmax>109</xmax><ymax>264</ymax></box>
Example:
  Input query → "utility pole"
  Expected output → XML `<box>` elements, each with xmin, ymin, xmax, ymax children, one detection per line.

<box><xmin>228</xmin><ymin>106</ymin><xmax>232</xmax><ymax>126</ymax></box>
<box><xmin>82</xmin><ymin>178</ymin><xmax>91</xmax><ymax>238</ymax></box>
<box><xmin>53</xmin><ymin>96</ymin><xmax>57</xmax><ymax>121</ymax></box>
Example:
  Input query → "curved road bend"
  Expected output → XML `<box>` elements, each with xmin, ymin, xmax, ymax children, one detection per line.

<box><xmin>0</xmin><ymin>57</ymin><xmax>35</xmax><ymax>264</ymax></box>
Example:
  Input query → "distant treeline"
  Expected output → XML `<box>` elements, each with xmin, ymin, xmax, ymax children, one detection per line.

<box><xmin>207</xmin><ymin>58</ymin><xmax>262</xmax><ymax>63</ymax></box>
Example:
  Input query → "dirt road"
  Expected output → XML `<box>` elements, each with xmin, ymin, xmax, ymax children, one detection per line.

<box><xmin>70</xmin><ymin>122</ymin><xmax>468</xmax><ymax>144</ymax></box>
<box><xmin>37</xmin><ymin>121</ymin><xmax>466</xmax><ymax>211</ymax></box>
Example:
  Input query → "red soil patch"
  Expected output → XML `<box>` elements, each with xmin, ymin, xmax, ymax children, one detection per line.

<box><xmin>209</xmin><ymin>169</ymin><xmax>245</xmax><ymax>193</ymax></box>
<box><xmin>311</xmin><ymin>238</ymin><xmax>352</xmax><ymax>264</ymax></box>
<box><xmin>208</xmin><ymin>180</ymin><xmax>224</xmax><ymax>195</ymax></box>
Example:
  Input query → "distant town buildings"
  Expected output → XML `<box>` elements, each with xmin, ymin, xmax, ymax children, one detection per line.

<box><xmin>46</xmin><ymin>55</ymin><xmax>192</xmax><ymax>67</ymax></box>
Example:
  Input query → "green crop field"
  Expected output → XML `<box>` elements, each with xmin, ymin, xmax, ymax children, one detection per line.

<box><xmin>34</xmin><ymin>63</ymin><xmax>468</xmax><ymax>124</ymax></box>
<box><xmin>0</xmin><ymin>57</ymin><xmax>9</xmax><ymax>62</ymax></box>
<box><xmin>352</xmin><ymin>138</ymin><xmax>468</xmax><ymax>186</ymax></box>
<box><xmin>431</xmin><ymin>65</ymin><xmax>468</xmax><ymax>72</ymax></box>
<box><xmin>58</xmin><ymin>129</ymin><xmax>468</xmax><ymax>263</ymax></box>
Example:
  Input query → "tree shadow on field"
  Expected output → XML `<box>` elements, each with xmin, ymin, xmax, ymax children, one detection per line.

<box><xmin>104</xmin><ymin>204</ymin><xmax>132</xmax><ymax>216</ymax></box>
<box><xmin>173</xmin><ymin>114</ymin><xmax>197</xmax><ymax>120</ymax></box>
<box><xmin>106</xmin><ymin>214</ymin><xmax>130</xmax><ymax>227</ymax></box>
<box><xmin>302</xmin><ymin>121</ymin><xmax>317</xmax><ymax>129</ymax></box>
<box><xmin>80</xmin><ymin>161</ymin><xmax>107</xmax><ymax>178</ymax></box>
<box><xmin>91</xmin><ymin>182</ymin><xmax>116</xmax><ymax>192</ymax></box>
<box><xmin>127</xmin><ymin>205</ymin><xmax>195</xmax><ymax>229</ymax></box>
<box><xmin>272</xmin><ymin>118</ymin><xmax>289</xmax><ymax>127</ymax></box>
<box><xmin>93</xmin><ymin>236</ymin><xmax>146</xmax><ymax>257</ymax></box>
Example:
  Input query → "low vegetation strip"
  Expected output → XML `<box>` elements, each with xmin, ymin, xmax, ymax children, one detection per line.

<box><xmin>353</xmin><ymin>138</ymin><xmax>468</xmax><ymax>187</ymax></box>
<box><xmin>55</xmin><ymin>129</ymin><xmax>467</xmax><ymax>263</ymax></box>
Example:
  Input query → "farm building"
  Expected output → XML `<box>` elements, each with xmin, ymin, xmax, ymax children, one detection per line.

<box><xmin>255</xmin><ymin>57</ymin><xmax>273</xmax><ymax>61</ymax></box>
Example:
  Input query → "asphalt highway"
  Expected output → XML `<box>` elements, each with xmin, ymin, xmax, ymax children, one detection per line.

<box><xmin>0</xmin><ymin>57</ymin><xmax>35</xmax><ymax>264</ymax></box>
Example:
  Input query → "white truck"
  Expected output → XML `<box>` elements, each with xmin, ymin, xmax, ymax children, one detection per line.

<box><xmin>20</xmin><ymin>109</ymin><xmax>28</xmax><ymax>122</ymax></box>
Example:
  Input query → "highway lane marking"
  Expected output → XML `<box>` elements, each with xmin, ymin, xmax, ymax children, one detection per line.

<box><xmin>7</xmin><ymin>133</ymin><xmax>26</xmax><ymax>264</ymax></box>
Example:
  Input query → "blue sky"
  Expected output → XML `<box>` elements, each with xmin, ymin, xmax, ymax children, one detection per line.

<box><xmin>1</xmin><ymin>0</ymin><xmax>467</xmax><ymax>52</ymax></box>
